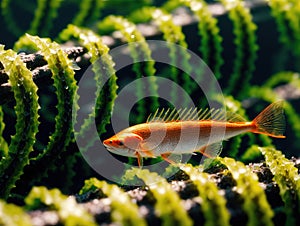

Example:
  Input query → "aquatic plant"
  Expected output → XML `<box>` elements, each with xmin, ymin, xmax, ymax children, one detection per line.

<box><xmin>0</xmin><ymin>45</ymin><xmax>39</xmax><ymax>199</ymax></box>
<box><xmin>124</xmin><ymin>168</ymin><xmax>193</xmax><ymax>226</ymax></box>
<box><xmin>80</xmin><ymin>178</ymin><xmax>146</xmax><ymax>226</ymax></box>
<box><xmin>98</xmin><ymin>15</ymin><xmax>158</xmax><ymax>123</ymax></box>
<box><xmin>59</xmin><ymin>25</ymin><xmax>118</xmax><ymax>150</ymax></box>
<box><xmin>25</xmin><ymin>186</ymin><xmax>96</xmax><ymax>225</ymax></box>
<box><xmin>219</xmin><ymin>157</ymin><xmax>274</xmax><ymax>226</ymax></box>
<box><xmin>71</xmin><ymin>0</ymin><xmax>105</xmax><ymax>27</ymax></box>
<box><xmin>0</xmin><ymin>34</ymin><xmax>80</xmax><ymax>198</ymax></box>
<box><xmin>163</xmin><ymin>0</ymin><xmax>223</xmax><ymax>80</ymax></box>
<box><xmin>260</xmin><ymin>147</ymin><xmax>300</xmax><ymax>226</ymax></box>
<box><xmin>27</xmin><ymin>0</ymin><xmax>62</xmax><ymax>36</ymax></box>
<box><xmin>0</xmin><ymin>0</ymin><xmax>299</xmax><ymax>225</ymax></box>
<box><xmin>221</xmin><ymin>0</ymin><xmax>258</xmax><ymax>98</ymax></box>
<box><xmin>129</xmin><ymin>7</ymin><xmax>193</xmax><ymax>105</ymax></box>
<box><xmin>19</xmin><ymin>35</ymin><xmax>79</xmax><ymax>186</ymax></box>
<box><xmin>179</xmin><ymin>164</ymin><xmax>230</xmax><ymax>226</ymax></box>
<box><xmin>0</xmin><ymin>153</ymin><xmax>298</xmax><ymax>225</ymax></box>
<box><xmin>267</xmin><ymin>0</ymin><xmax>300</xmax><ymax>57</ymax></box>
<box><xmin>1</xmin><ymin>0</ymin><xmax>23</xmax><ymax>36</ymax></box>
<box><xmin>0</xmin><ymin>200</ymin><xmax>31</xmax><ymax>226</ymax></box>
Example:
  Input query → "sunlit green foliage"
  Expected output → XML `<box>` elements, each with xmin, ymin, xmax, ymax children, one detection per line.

<box><xmin>260</xmin><ymin>147</ymin><xmax>300</xmax><ymax>226</ymax></box>
<box><xmin>267</xmin><ymin>0</ymin><xmax>300</xmax><ymax>56</ymax></box>
<box><xmin>0</xmin><ymin>106</ymin><xmax>8</xmax><ymax>158</ymax></box>
<box><xmin>25</xmin><ymin>186</ymin><xmax>96</xmax><ymax>225</ymax></box>
<box><xmin>164</xmin><ymin>0</ymin><xmax>223</xmax><ymax>80</ymax></box>
<box><xmin>219</xmin><ymin>157</ymin><xmax>274</xmax><ymax>226</ymax></box>
<box><xmin>98</xmin><ymin>15</ymin><xmax>158</xmax><ymax>123</ymax></box>
<box><xmin>80</xmin><ymin>178</ymin><xmax>147</xmax><ymax>226</ymax></box>
<box><xmin>129</xmin><ymin>6</ymin><xmax>193</xmax><ymax>105</ymax></box>
<box><xmin>179</xmin><ymin>164</ymin><xmax>230</xmax><ymax>226</ymax></box>
<box><xmin>6</xmin><ymin>35</ymin><xmax>80</xmax><ymax>191</ymax></box>
<box><xmin>23</xmin><ymin>35</ymin><xmax>79</xmax><ymax>177</ymax></box>
<box><xmin>124</xmin><ymin>168</ymin><xmax>193</xmax><ymax>226</ymax></box>
<box><xmin>1</xmin><ymin>0</ymin><xmax>23</xmax><ymax>36</ymax></box>
<box><xmin>0</xmin><ymin>200</ymin><xmax>32</xmax><ymax>226</ymax></box>
<box><xmin>0</xmin><ymin>46</ymin><xmax>39</xmax><ymax>199</ymax></box>
<box><xmin>59</xmin><ymin>25</ymin><xmax>118</xmax><ymax>149</ymax></box>
<box><xmin>221</xmin><ymin>0</ymin><xmax>258</xmax><ymax>98</ymax></box>
<box><xmin>72</xmin><ymin>0</ymin><xmax>105</xmax><ymax>27</ymax></box>
<box><xmin>28</xmin><ymin>0</ymin><xmax>61</xmax><ymax>36</ymax></box>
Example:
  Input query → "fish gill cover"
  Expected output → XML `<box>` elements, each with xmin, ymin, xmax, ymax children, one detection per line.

<box><xmin>0</xmin><ymin>0</ymin><xmax>299</xmax><ymax>225</ymax></box>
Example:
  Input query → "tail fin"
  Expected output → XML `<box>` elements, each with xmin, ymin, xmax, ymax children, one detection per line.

<box><xmin>252</xmin><ymin>101</ymin><xmax>286</xmax><ymax>138</ymax></box>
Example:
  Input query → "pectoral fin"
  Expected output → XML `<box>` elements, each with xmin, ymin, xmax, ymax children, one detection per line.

<box><xmin>134</xmin><ymin>151</ymin><xmax>143</xmax><ymax>168</ymax></box>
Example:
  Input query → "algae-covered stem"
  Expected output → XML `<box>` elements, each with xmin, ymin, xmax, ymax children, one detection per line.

<box><xmin>0</xmin><ymin>46</ymin><xmax>86</xmax><ymax>105</ymax></box>
<box><xmin>0</xmin><ymin>46</ymin><xmax>39</xmax><ymax>199</ymax></box>
<box><xmin>59</xmin><ymin>25</ymin><xmax>118</xmax><ymax>149</ymax></box>
<box><xmin>11</xmin><ymin>35</ymin><xmax>79</xmax><ymax>188</ymax></box>
<box><xmin>98</xmin><ymin>15</ymin><xmax>159</xmax><ymax>123</ymax></box>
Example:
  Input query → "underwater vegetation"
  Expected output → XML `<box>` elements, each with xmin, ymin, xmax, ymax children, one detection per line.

<box><xmin>0</xmin><ymin>0</ymin><xmax>300</xmax><ymax>225</ymax></box>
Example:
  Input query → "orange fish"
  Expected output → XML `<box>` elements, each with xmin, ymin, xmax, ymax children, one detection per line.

<box><xmin>103</xmin><ymin>101</ymin><xmax>285</xmax><ymax>166</ymax></box>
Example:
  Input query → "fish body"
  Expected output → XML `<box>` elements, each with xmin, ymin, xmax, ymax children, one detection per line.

<box><xmin>103</xmin><ymin>101</ymin><xmax>285</xmax><ymax>166</ymax></box>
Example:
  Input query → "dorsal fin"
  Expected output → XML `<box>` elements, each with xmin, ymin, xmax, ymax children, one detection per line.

<box><xmin>226</xmin><ymin>111</ymin><xmax>247</xmax><ymax>123</ymax></box>
<box><xmin>146</xmin><ymin>107</ymin><xmax>246</xmax><ymax>123</ymax></box>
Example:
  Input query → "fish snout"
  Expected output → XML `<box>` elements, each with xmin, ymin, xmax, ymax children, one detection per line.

<box><xmin>103</xmin><ymin>139</ymin><xmax>113</xmax><ymax>147</ymax></box>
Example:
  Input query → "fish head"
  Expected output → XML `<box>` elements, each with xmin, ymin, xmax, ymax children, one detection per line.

<box><xmin>103</xmin><ymin>132</ymin><xmax>143</xmax><ymax>156</ymax></box>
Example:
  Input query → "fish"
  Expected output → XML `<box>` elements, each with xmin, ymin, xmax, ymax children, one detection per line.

<box><xmin>103</xmin><ymin>101</ymin><xmax>285</xmax><ymax>167</ymax></box>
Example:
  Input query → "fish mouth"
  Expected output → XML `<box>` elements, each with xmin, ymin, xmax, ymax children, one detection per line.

<box><xmin>103</xmin><ymin>145</ymin><xmax>115</xmax><ymax>152</ymax></box>
<box><xmin>103</xmin><ymin>144</ymin><xmax>136</xmax><ymax>157</ymax></box>
<box><xmin>103</xmin><ymin>141</ymin><xmax>117</xmax><ymax>150</ymax></box>
<box><xmin>103</xmin><ymin>144</ymin><xmax>124</xmax><ymax>153</ymax></box>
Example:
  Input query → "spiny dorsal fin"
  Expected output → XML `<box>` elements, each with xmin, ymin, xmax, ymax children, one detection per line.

<box><xmin>226</xmin><ymin>111</ymin><xmax>247</xmax><ymax>123</ymax></box>
<box><xmin>146</xmin><ymin>107</ymin><xmax>246</xmax><ymax>123</ymax></box>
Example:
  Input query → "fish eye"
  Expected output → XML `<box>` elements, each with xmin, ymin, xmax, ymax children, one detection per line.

<box><xmin>109</xmin><ymin>140</ymin><xmax>113</xmax><ymax>144</ymax></box>
<box><xmin>119</xmin><ymin>141</ymin><xmax>124</xmax><ymax>146</ymax></box>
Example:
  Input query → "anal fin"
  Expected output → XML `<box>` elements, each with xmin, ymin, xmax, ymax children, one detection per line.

<box><xmin>161</xmin><ymin>153</ymin><xmax>182</xmax><ymax>165</ymax></box>
<box><xmin>140</xmin><ymin>149</ymin><xmax>156</xmax><ymax>158</ymax></box>
<box><xmin>197</xmin><ymin>142</ymin><xmax>223</xmax><ymax>169</ymax></box>
<box><xmin>197</xmin><ymin>142</ymin><xmax>223</xmax><ymax>158</ymax></box>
